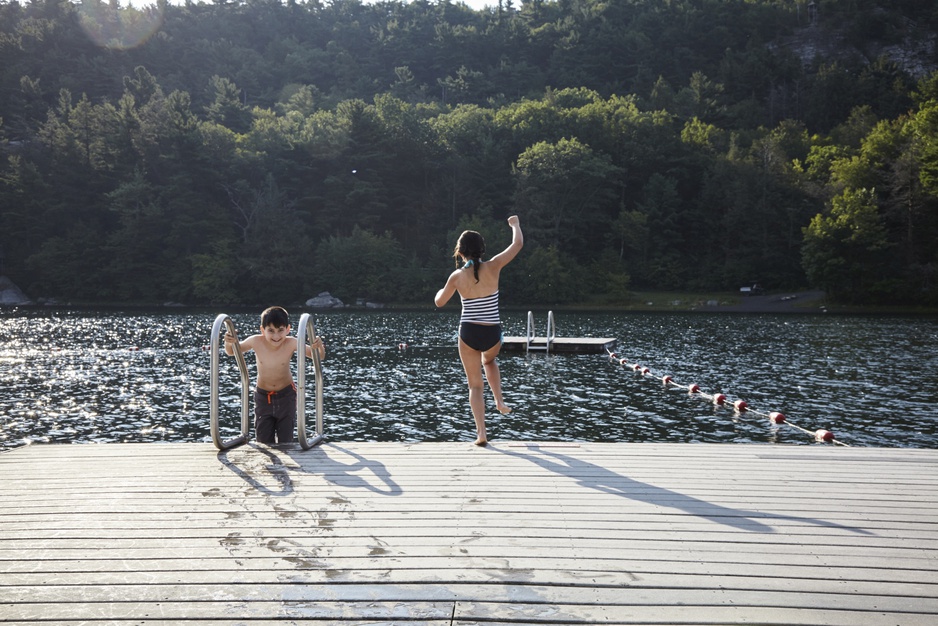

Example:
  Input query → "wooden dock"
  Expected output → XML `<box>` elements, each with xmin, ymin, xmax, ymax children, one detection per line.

<box><xmin>1</xmin><ymin>441</ymin><xmax>937</xmax><ymax>624</ymax></box>
<box><xmin>501</xmin><ymin>336</ymin><xmax>617</xmax><ymax>354</ymax></box>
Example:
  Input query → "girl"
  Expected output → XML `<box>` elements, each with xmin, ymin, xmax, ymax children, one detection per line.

<box><xmin>435</xmin><ymin>216</ymin><xmax>523</xmax><ymax>445</ymax></box>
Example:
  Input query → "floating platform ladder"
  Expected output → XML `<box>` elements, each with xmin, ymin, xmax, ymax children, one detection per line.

<box><xmin>527</xmin><ymin>310</ymin><xmax>555</xmax><ymax>353</ymax></box>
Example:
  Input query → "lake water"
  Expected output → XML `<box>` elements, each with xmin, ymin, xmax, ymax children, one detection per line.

<box><xmin>1</xmin><ymin>308</ymin><xmax>936</xmax><ymax>452</ymax></box>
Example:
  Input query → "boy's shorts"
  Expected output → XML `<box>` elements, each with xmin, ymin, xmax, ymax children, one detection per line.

<box><xmin>254</xmin><ymin>383</ymin><xmax>297</xmax><ymax>444</ymax></box>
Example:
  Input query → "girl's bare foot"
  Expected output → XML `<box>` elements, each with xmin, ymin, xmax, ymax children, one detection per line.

<box><xmin>497</xmin><ymin>404</ymin><xmax>511</xmax><ymax>415</ymax></box>
<box><xmin>474</xmin><ymin>437</ymin><xmax>488</xmax><ymax>446</ymax></box>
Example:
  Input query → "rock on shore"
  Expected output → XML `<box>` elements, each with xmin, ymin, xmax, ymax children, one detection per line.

<box><xmin>305</xmin><ymin>291</ymin><xmax>345</xmax><ymax>308</ymax></box>
<box><xmin>0</xmin><ymin>276</ymin><xmax>31</xmax><ymax>305</ymax></box>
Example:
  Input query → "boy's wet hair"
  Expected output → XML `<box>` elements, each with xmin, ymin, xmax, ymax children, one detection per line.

<box><xmin>261</xmin><ymin>306</ymin><xmax>290</xmax><ymax>328</ymax></box>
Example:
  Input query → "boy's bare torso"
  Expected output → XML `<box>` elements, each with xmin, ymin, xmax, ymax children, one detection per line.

<box><xmin>250</xmin><ymin>335</ymin><xmax>298</xmax><ymax>392</ymax></box>
<box><xmin>224</xmin><ymin>314</ymin><xmax>324</xmax><ymax>396</ymax></box>
<box><xmin>226</xmin><ymin>324</ymin><xmax>298</xmax><ymax>392</ymax></box>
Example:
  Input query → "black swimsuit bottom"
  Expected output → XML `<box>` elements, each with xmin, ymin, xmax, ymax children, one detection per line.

<box><xmin>459</xmin><ymin>322</ymin><xmax>503</xmax><ymax>352</ymax></box>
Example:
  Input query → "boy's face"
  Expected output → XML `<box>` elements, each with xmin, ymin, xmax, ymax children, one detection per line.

<box><xmin>260</xmin><ymin>324</ymin><xmax>290</xmax><ymax>347</ymax></box>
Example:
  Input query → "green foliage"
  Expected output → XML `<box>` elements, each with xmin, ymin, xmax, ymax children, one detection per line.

<box><xmin>511</xmin><ymin>245</ymin><xmax>586</xmax><ymax>305</ymax></box>
<box><xmin>191</xmin><ymin>239</ymin><xmax>240</xmax><ymax>305</ymax></box>
<box><xmin>0</xmin><ymin>1</ymin><xmax>937</xmax><ymax>306</ymax></box>
<box><xmin>313</xmin><ymin>226</ymin><xmax>418</xmax><ymax>303</ymax></box>
<box><xmin>912</xmin><ymin>92</ymin><xmax>938</xmax><ymax>198</ymax></box>
<box><xmin>801</xmin><ymin>188</ymin><xmax>893</xmax><ymax>302</ymax></box>
<box><xmin>513</xmin><ymin>136</ymin><xmax>621</xmax><ymax>259</ymax></box>
<box><xmin>585</xmin><ymin>249</ymin><xmax>632</xmax><ymax>304</ymax></box>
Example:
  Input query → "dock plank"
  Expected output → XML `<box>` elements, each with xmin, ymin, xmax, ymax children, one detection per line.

<box><xmin>1</xmin><ymin>441</ymin><xmax>937</xmax><ymax>624</ymax></box>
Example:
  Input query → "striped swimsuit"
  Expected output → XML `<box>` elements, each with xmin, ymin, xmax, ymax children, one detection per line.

<box><xmin>460</xmin><ymin>291</ymin><xmax>500</xmax><ymax>325</ymax></box>
<box><xmin>459</xmin><ymin>291</ymin><xmax>502</xmax><ymax>351</ymax></box>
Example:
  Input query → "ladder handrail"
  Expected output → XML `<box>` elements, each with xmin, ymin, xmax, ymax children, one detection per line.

<box><xmin>546</xmin><ymin>309</ymin><xmax>555</xmax><ymax>354</ymax></box>
<box><xmin>525</xmin><ymin>310</ymin><xmax>535</xmax><ymax>352</ymax></box>
<box><xmin>296</xmin><ymin>313</ymin><xmax>325</xmax><ymax>450</ymax></box>
<box><xmin>209</xmin><ymin>314</ymin><xmax>250</xmax><ymax>450</ymax></box>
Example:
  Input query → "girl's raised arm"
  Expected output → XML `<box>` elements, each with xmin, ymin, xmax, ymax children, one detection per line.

<box><xmin>488</xmin><ymin>215</ymin><xmax>523</xmax><ymax>269</ymax></box>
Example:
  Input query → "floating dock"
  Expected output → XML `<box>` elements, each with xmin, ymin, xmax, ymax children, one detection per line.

<box><xmin>502</xmin><ymin>310</ymin><xmax>617</xmax><ymax>353</ymax></box>
<box><xmin>2</xmin><ymin>441</ymin><xmax>936</xmax><ymax>624</ymax></box>
<box><xmin>501</xmin><ymin>335</ymin><xmax>617</xmax><ymax>353</ymax></box>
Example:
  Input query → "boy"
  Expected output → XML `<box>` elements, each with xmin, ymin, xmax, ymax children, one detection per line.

<box><xmin>224</xmin><ymin>306</ymin><xmax>325</xmax><ymax>444</ymax></box>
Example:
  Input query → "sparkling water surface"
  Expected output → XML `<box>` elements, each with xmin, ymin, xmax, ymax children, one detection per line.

<box><xmin>1</xmin><ymin>308</ymin><xmax>936</xmax><ymax>451</ymax></box>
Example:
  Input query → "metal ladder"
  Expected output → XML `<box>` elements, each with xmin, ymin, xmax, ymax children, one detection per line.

<box><xmin>209</xmin><ymin>313</ymin><xmax>324</xmax><ymax>450</ymax></box>
<box><xmin>295</xmin><ymin>313</ymin><xmax>325</xmax><ymax>450</ymax></box>
<box><xmin>525</xmin><ymin>310</ymin><xmax>555</xmax><ymax>354</ymax></box>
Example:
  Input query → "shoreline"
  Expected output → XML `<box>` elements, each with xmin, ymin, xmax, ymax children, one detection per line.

<box><xmin>561</xmin><ymin>290</ymin><xmax>938</xmax><ymax>315</ymax></box>
<box><xmin>696</xmin><ymin>290</ymin><xmax>828</xmax><ymax>313</ymax></box>
<box><xmin>3</xmin><ymin>290</ymin><xmax>938</xmax><ymax>315</ymax></box>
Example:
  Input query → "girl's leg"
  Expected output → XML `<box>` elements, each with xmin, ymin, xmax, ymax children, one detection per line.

<box><xmin>457</xmin><ymin>338</ymin><xmax>487</xmax><ymax>445</ymax></box>
<box><xmin>482</xmin><ymin>343</ymin><xmax>511</xmax><ymax>414</ymax></box>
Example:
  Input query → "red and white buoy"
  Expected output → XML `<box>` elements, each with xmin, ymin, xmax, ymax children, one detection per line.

<box><xmin>733</xmin><ymin>399</ymin><xmax>748</xmax><ymax>412</ymax></box>
<box><xmin>662</xmin><ymin>375</ymin><xmax>672</xmax><ymax>385</ymax></box>
<box><xmin>769</xmin><ymin>411</ymin><xmax>786</xmax><ymax>423</ymax></box>
<box><xmin>688</xmin><ymin>384</ymin><xmax>700</xmax><ymax>394</ymax></box>
<box><xmin>815</xmin><ymin>429</ymin><xmax>834</xmax><ymax>442</ymax></box>
<box><xmin>713</xmin><ymin>393</ymin><xmax>726</xmax><ymax>405</ymax></box>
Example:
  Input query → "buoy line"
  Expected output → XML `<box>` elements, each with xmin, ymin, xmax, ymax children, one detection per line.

<box><xmin>607</xmin><ymin>350</ymin><xmax>849</xmax><ymax>446</ymax></box>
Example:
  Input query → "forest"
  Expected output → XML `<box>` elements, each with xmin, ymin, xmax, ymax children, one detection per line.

<box><xmin>1</xmin><ymin>0</ymin><xmax>937</xmax><ymax>306</ymax></box>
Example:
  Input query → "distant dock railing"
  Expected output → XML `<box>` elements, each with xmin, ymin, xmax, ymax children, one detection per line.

<box><xmin>526</xmin><ymin>310</ymin><xmax>555</xmax><ymax>353</ymax></box>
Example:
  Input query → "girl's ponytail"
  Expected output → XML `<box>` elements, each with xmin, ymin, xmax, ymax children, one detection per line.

<box><xmin>453</xmin><ymin>230</ymin><xmax>486</xmax><ymax>283</ymax></box>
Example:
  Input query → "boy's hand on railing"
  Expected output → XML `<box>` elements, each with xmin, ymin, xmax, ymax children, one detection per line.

<box><xmin>223</xmin><ymin>333</ymin><xmax>236</xmax><ymax>355</ymax></box>
<box><xmin>313</xmin><ymin>335</ymin><xmax>326</xmax><ymax>359</ymax></box>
